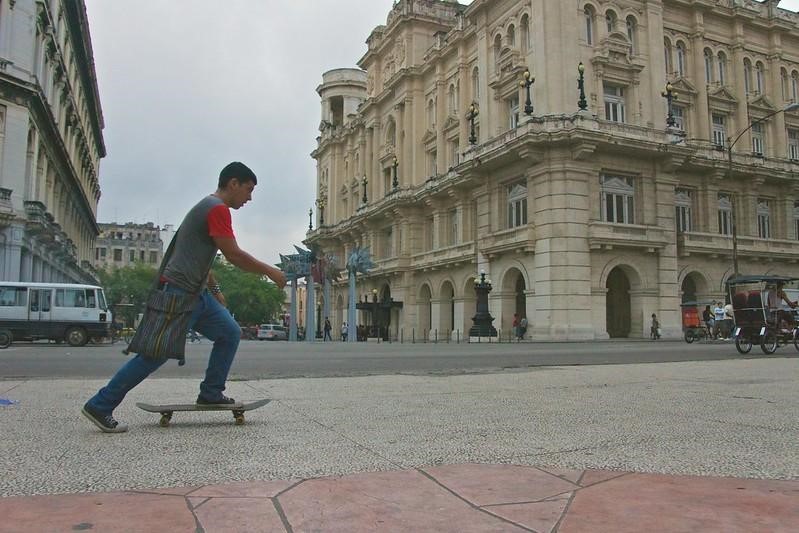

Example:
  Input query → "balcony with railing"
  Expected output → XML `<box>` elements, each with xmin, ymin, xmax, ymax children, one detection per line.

<box><xmin>479</xmin><ymin>226</ymin><xmax>535</xmax><ymax>257</ymax></box>
<box><xmin>589</xmin><ymin>222</ymin><xmax>670</xmax><ymax>251</ymax></box>
<box><xmin>678</xmin><ymin>231</ymin><xmax>799</xmax><ymax>261</ymax></box>
<box><xmin>24</xmin><ymin>201</ymin><xmax>48</xmax><ymax>234</ymax></box>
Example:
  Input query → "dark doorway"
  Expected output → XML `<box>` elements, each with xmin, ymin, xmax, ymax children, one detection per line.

<box><xmin>515</xmin><ymin>276</ymin><xmax>526</xmax><ymax>318</ymax></box>
<box><xmin>606</xmin><ymin>267</ymin><xmax>631</xmax><ymax>338</ymax></box>
<box><xmin>681</xmin><ymin>275</ymin><xmax>697</xmax><ymax>304</ymax></box>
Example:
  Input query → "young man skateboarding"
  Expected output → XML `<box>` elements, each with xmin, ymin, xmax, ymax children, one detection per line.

<box><xmin>82</xmin><ymin>162</ymin><xmax>287</xmax><ymax>433</ymax></box>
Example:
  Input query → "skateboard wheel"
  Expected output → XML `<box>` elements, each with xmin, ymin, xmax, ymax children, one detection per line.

<box><xmin>234</xmin><ymin>414</ymin><xmax>244</xmax><ymax>425</ymax></box>
<box><xmin>159</xmin><ymin>413</ymin><xmax>172</xmax><ymax>427</ymax></box>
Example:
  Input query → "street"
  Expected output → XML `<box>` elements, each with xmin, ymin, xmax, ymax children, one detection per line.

<box><xmin>0</xmin><ymin>338</ymin><xmax>795</xmax><ymax>380</ymax></box>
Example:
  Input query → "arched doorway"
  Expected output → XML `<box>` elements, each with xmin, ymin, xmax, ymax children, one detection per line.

<box><xmin>501</xmin><ymin>267</ymin><xmax>527</xmax><ymax>333</ymax></box>
<box><xmin>439</xmin><ymin>281</ymin><xmax>455</xmax><ymax>336</ymax></box>
<box><xmin>681</xmin><ymin>275</ymin><xmax>697</xmax><ymax>304</ymax></box>
<box><xmin>418</xmin><ymin>284</ymin><xmax>432</xmax><ymax>340</ymax></box>
<box><xmin>606</xmin><ymin>267</ymin><xmax>631</xmax><ymax>338</ymax></box>
<box><xmin>515</xmin><ymin>277</ymin><xmax>526</xmax><ymax>318</ymax></box>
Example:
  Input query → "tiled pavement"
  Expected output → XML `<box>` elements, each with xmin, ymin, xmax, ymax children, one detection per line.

<box><xmin>1</xmin><ymin>463</ymin><xmax>797</xmax><ymax>532</ymax></box>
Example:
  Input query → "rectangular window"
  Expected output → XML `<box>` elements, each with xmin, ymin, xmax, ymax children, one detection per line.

<box><xmin>449</xmin><ymin>141</ymin><xmax>459</xmax><ymax>168</ymax></box>
<box><xmin>672</xmin><ymin>105</ymin><xmax>685</xmax><ymax>131</ymax></box>
<box><xmin>0</xmin><ymin>286</ymin><xmax>27</xmax><ymax>306</ymax></box>
<box><xmin>603</xmin><ymin>84</ymin><xmax>626</xmax><ymax>123</ymax></box>
<box><xmin>129</xmin><ymin>250</ymin><xmax>135</xmax><ymax>262</ymax></box>
<box><xmin>718</xmin><ymin>193</ymin><xmax>732</xmax><ymax>235</ymax></box>
<box><xmin>712</xmin><ymin>114</ymin><xmax>726</xmax><ymax>148</ymax></box>
<box><xmin>757</xmin><ymin>199</ymin><xmax>771</xmax><ymax>238</ymax></box>
<box><xmin>139</xmin><ymin>250</ymin><xmax>145</xmax><ymax>262</ymax></box>
<box><xmin>507</xmin><ymin>182</ymin><xmax>529</xmax><ymax>228</ymax></box>
<box><xmin>100</xmin><ymin>247</ymin><xmax>106</xmax><ymax>258</ymax></box>
<box><xmin>601</xmin><ymin>174</ymin><xmax>635</xmax><ymax>224</ymax></box>
<box><xmin>113</xmin><ymin>249</ymin><xmax>122</xmax><ymax>261</ymax></box>
<box><xmin>449</xmin><ymin>209</ymin><xmax>458</xmax><ymax>245</ymax></box>
<box><xmin>788</xmin><ymin>129</ymin><xmax>799</xmax><ymax>160</ymax></box>
<box><xmin>508</xmin><ymin>95</ymin><xmax>520</xmax><ymax>129</ymax></box>
<box><xmin>55</xmin><ymin>289</ymin><xmax>88</xmax><ymax>308</ymax></box>
<box><xmin>149</xmin><ymin>251</ymin><xmax>158</xmax><ymax>263</ymax></box>
<box><xmin>428</xmin><ymin>150</ymin><xmax>437</xmax><ymax>176</ymax></box>
<box><xmin>383</xmin><ymin>227</ymin><xmax>393</xmax><ymax>258</ymax></box>
<box><xmin>426</xmin><ymin>216</ymin><xmax>435</xmax><ymax>251</ymax></box>
<box><xmin>675</xmin><ymin>189</ymin><xmax>692</xmax><ymax>233</ymax></box>
<box><xmin>751</xmin><ymin>122</ymin><xmax>765</xmax><ymax>155</ymax></box>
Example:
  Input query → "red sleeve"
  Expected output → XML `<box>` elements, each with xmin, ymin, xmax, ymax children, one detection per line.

<box><xmin>207</xmin><ymin>204</ymin><xmax>235</xmax><ymax>238</ymax></box>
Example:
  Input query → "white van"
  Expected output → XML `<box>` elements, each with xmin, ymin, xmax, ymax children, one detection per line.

<box><xmin>0</xmin><ymin>282</ymin><xmax>111</xmax><ymax>348</ymax></box>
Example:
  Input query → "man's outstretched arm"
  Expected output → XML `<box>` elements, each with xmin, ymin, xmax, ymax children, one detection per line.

<box><xmin>213</xmin><ymin>236</ymin><xmax>287</xmax><ymax>288</ymax></box>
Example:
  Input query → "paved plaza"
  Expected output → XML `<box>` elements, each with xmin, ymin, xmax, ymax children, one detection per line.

<box><xmin>0</xmin><ymin>349</ymin><xmax>797</xmax><ymax>531</ymax></box>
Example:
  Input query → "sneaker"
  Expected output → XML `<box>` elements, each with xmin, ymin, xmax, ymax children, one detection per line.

<box><xmin>196</xmin><ymin>394</ymin><xmax>240</xmax><ymax>407</ymax></box>
<box><xmin>81</xmin><ymin>403</ymin><xmax>128</xmax><ymax>433</ymax></box>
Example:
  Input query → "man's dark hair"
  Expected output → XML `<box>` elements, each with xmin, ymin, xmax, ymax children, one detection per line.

<box><xmin>218</xmin><ymin>162</ymin><xmax>257</xmax><ymax>188</ymax></box>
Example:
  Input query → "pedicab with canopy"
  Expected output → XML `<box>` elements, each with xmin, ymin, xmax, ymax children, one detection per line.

<box><xmin>727</xmin><ymin>275</ymin><xmax>799</xmax><ymax>354</ymax></box>
<box><xmin>680</xmin><ymin>301</ymin><xmax>714</xmax><ymax>343</ymax></box>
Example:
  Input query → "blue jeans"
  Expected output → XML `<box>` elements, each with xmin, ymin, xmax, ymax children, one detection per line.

<box><xmin>87</xmin><ymin>287</ymin><xmax>241</xmax><ymax>415</ymax></box>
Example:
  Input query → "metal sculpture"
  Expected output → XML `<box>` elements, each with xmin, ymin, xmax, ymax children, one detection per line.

<box><xmin>345</xmin><ymin>247</ymin><xmax>374</xmax><ymax>343</ymax></box>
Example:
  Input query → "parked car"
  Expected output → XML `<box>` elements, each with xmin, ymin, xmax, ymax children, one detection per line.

<box><xmin>257</xmin><ymin>324</ymin><xmax>288</xmax><ymax>341</ymax></box>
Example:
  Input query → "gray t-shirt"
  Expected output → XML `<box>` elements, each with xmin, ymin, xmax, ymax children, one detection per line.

<box><xmin>162</xmin><ymin>195</ymin><xmax>227</xmax><ymax>292</ymax></box>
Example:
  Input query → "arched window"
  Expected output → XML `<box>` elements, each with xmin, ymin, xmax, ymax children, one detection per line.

<box><xmin>704</xmin><ymin>49</ymin><xmax>714</xmax><ymax>83</ymax></box>
<box><xmin>493</xmin><ymin>34</ymin><xmax>502</xmax><ymax>73</ymax></box>
<box><xmin>664</xmin><ymin>38</ymin><xmax>673</xmax><ymax>76</ymax></box>
<box><xmin>717</xmin><ymin>52</ymin><xmax>726</xmax><ymax>84</ymax></box>
<box><xmin>520</xmin><ymin>14</ymin><xmax>530</xmax><ymax>53</ymax></box>
<box><xmin>626</xmin><ymin>16</ymin><xmax>637</xmax><ymax>54</ymax></box>
<box><xmin>606</xmin><ymin>10</ymin><xmax>617</xmax><ymax>33</ymax></box>
<box><xmin>507</xmin><ymin>24</ymin><xmax>516</xmax><ymax>47</ymax></box>
<box><xmin>585</xmin><ymin>6</ymin><xmax>595</xmax><ymax>45</ymax></box>
<box><xmin>781</xmin><ymin>68</ymin><xmax>789</xmax><ymax>101</ymax></box>
<box><xmin>472</xmin><ymin>67</ymin><xmax>480</xmax><ymax>100</ymax></box>
<box><xmin>386</xmin><ymin>118</ymin><xmax>396</xmax><ymax>146</ymax></box>
<box><xmin>744</xmin><ymin>58</ymin><xmax>753</xmax><ymax>94</ymax></box>
<box><xmin>676</xmin><ymin>42</ymin><xmax>687</xmax><ymax>77</ymax></box>
<box><xmin>755</xmin><ymin>61</ymin><xmax>765</xmax><ymax>94</ymax></box>
<box><xmin>792</xmin><ymin>71</ymin><xmax>799</xmax><ymax>101</ymax></box>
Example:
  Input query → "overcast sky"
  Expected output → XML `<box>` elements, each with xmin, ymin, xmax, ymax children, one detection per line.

<box><xmin>83</xmin><ymin>0</ymin><xmax>795</xmax><ymax>265</ymax></box>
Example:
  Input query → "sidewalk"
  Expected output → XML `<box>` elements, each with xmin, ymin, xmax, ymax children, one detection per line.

<box><xmin>1</xmin><ymin>464</ymin><xmax>797</xmax><ymax>532</ymax></box>
<box><xmin>1</xmin><ymin>357</ymin><xmax>797</xmax><ymax>531</ymax></box>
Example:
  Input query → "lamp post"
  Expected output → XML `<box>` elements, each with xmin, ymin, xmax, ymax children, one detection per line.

<box><xmin>726</xmin><ymin>102</ymin><xmax>799</xmax><ymax>278</ymax></box>
<box><xmin>577</xmin><ymin>62</ymin><xmax>588</xmax><ymax>111</ymax></box>
<box><xmin>467</xmin><ymin>103</ymin><xmax>479</xmax><ymax>145</ymax></box>
<box><xmin>361</xmin><ymin>175</ymin><xmax>368</xmax><ymax>204</ymax></box>
<box><xmin>469</xmin><ymin>270</ymin><xmax>497</xmax><ymax>338</ymax></box>
<box><xmin>662</xmin><ymin>82</ymin><xmax>678</xmax><ymax>128</ymax></box>
<box><xmin>371</xmin><ymin>287</ymin><xmax>379</xmax><ymax>339</ymax></box>
<box><xmin>520</xmin><ymin>70</ymin><xmax>535</xmax><ymax>115</ymax></box>
<box><xmin>315</xmin><ymin>198</ymin><xmax>326</xmax><ymax>226</ymax></box>
<box><xmin>392</xmin><ymin>156</ymin><xmax>399</xmax><ymax>189</ymax></box>
<box><xmin>308</xmin><ymin>208</ymin><xmax>313</xmax><ymax>231</ymax></box>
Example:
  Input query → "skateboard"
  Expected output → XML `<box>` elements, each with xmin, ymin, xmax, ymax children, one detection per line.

<box><xmin>136</xmin><ymin>399</ymin><xmax>271</xmax><ymax>427</ymax></box>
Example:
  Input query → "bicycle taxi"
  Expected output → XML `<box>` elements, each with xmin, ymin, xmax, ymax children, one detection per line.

<box><xmin>680</xmin><ymin>301</ymin><xmax>714</xmax><ymax>343</ymax></box>
<box><xmin>727</xmin><ymin>275</ymin><xmax>799</xmax><ymax>354</ymax></box>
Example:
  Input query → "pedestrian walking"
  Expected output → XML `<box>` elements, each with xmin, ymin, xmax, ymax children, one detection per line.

<box><xmin>341</xmin><ymin>322</ymin><xmax>348</xmax><ymax>341</ymax></box>
<box><xmin>512</xmin><ymin>313</ymin><xmax>520</xmax><ymax>341</ymax></box>
<box><xmin>81</xmin><ymin>162</ymin><xmax>287</xmax><ymax>433</ymax></box>
<box><xmin>518</xmin><ymin>316</ymin><xmax>528</xmax><ymax>340</ymax></box>
<box><xmin>323</xmin><ymin>317</ymin><xmax>332</xmax><ymax>341</ymax></box>
<box><xmin>650</xmin><ymin>313</ymin><xmax>661</xmax><ymax>340</ymax></box>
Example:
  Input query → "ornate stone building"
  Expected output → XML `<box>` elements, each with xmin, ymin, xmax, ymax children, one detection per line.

<box><xmin>93</xmin><ymin>222</ymin><xmax>163</xmax><ymax>270</ymax></box>
<box><xmin>0</xmin><ymin>0</ymin><xmax>105</xmax><ymax>283</ymax></box>
<box><xmin>307</xmin><ymin>0</ymin><xmax>799</xmax><ymax>340</ymax></box>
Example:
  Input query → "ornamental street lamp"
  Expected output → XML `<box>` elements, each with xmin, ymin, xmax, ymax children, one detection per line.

<box><xmin>392</xmin><ymin>157</ymin><xmax>399</xmax><ymax>189</ymax></box>
<box><xmin>308</xmin><ymin>208</ymin><xmax>313</xmax><ymax>231</ymax></box>
<box><xmin>467</xmin><ymin>103</ymin><xmax>479</xmax><ymax>145</ymax></box>
<box><xmin>726</xmin><ymin>102</ymin><xmax>799</xmax><ymax>278</ymax></box>
<box><xmin>315</xmin><ymin>198</ymin><xmax>326</xmax><ymax>225</ymax></box>
<box><xmin>662</xmin><ymin>82</ymin><xmax>678</xmax><ymax>128</ymax></box>
<box><xmin>520</xmin><ymin>70</ymin><xmax>535</xmax><ymax>115</ymax></box>
<box><xmin>361</xmin><ymin>175</ymin><xmax>368</xmax><ymax>204</ymax></box>
<box><xmin>577</xmin><ymin>62</ymin><xmax>588</xmax><ymax>111</ymax></box>
<box><xmin>469</xmin><ymin>270</ymin><xmax>497</xmax><ymax>338</ymax></box>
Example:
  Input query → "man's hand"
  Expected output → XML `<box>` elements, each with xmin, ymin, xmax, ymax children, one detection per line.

<box><xmin>213</xmin><ymin>236</ymin><xmax>287</xmax><ymax>289</ymax></box>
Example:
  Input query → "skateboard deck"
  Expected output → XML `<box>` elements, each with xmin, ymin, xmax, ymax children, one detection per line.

<box><xmin>136</xmin><ymin>399</ymin><xmax>271</xmax><ymax>427</ymax></box>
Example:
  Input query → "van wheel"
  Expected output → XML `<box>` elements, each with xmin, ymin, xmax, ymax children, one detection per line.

<box><xmin>0</xmin><ymin>330</ymin><xmax>12</xmax><ymax>349</ymax></box>
<box><xmin>66</xmin><ymin>327</ymin><xmax>88</xmax><ymax>347</ymax></box>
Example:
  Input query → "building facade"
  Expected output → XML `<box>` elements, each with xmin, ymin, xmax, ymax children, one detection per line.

<box><xmin>93</xmin><ymin>222</ymin><xmax>163</xmax><ymax>270</ymax></box>
<box><xmin>0</xmin><ymin>0</ymin><xmax>105</xmax><ymax>284</ymax></box>
<box><xmin>307</xmin><ymin>0</ymin><xmax>799</xmax><ymax>340</ymax></box>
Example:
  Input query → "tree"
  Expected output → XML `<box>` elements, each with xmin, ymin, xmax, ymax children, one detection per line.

<box><xmin>97</xmin><ymin>263</ymin><xmax>158</xmax><ymax>327</ymax></box>
<box><xmin>212</xmin><ymin>257</ymin><xmax>285</xmax><ymax>325</ymax></box>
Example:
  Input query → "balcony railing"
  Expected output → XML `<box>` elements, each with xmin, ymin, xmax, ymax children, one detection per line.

<box><xmin>589</xmin><ymin>221</ymin><xmax>669</xmax><ymax>250</ymax></box>
<box><xmin>678</xmin><ymin>231</ymin><xmax>799</xmax><ymax>260</ymax></box>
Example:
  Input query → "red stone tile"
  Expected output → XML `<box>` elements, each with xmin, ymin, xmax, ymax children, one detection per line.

<box><xmin>423</xmin><ymin>463</ymin><xmax>578</xmax><ymax>506</ymax></box>
<box><xmin>484</xmin><ymin>495</ymin><xmax>571</xmax><ymax>533</ymax></box>
<box><xmin>135</xmin><ymin>485</ymin><xmax>202</xmax><ymax>496</ymax></box>
<box><xmin>560</xmin><ymin>473</ymin><xmax>799</xmax><ymax>533</ymax></box>
<box><xmin>279</xmin><ymin>469</ymin><xmax>525</xmax><ymax>532</ymax></box>
<box><xmin>0</xmin><ymin>492</ymin><xmax>194</xmax><ymax>533</ymax></box>
<box><xmin>194</xmin><ymin>497</ymin><xmax>285</xmax><ymax>533</ymax></box>
<box><xmin>190</xmin><ymin>479</ymin><xmax>297</xmax><ymax>498</ymax></box>
<box><xmin>188</xmin><ymin>496</ymin><xmax>208</xmax><ymax>509</ymax></box>
<box><xmin>537</xmin><ymin>466</ymin><xmax>584</xmax><ymax>484</ymax></box>
<box><xmin>578</xmin><ymin>469</ymin><xmax>627</xmax><ymax>487</ymax></box>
